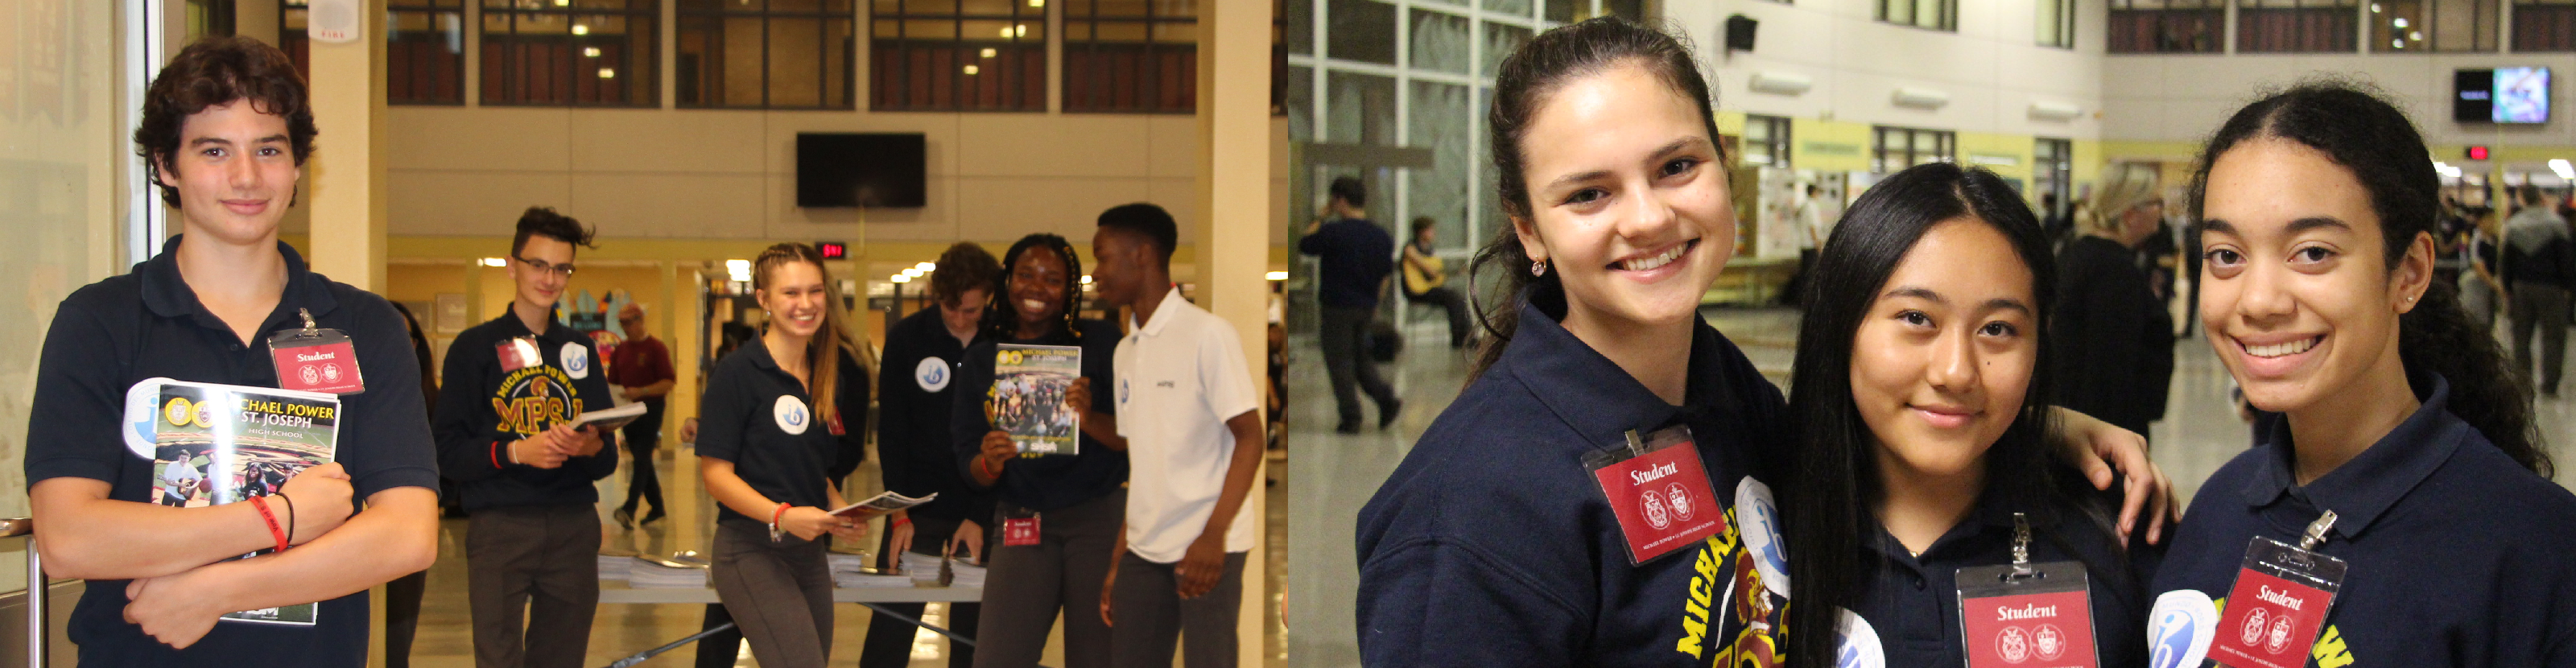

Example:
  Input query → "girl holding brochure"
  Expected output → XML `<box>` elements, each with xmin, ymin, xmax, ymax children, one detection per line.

<box><xmin>697</xmin><ymin>242</ymin><xmax>877</xmax><ymax>668</ymax></box>
<box><xmin>952</xmin><ymin>233</ymin><xmax>1129</xmax><ymax>668</ymax></box>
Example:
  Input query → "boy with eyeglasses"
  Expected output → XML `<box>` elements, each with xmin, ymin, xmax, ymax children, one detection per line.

<box><xmin>434</xmin><ymin>206</ymin><xmax>620</xmax><ymax>668</ymax></box>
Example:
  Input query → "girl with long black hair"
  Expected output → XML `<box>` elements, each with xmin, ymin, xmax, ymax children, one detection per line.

<box><xmin>2153</xmin><ymin>81</ymin><xmax>2576</xmax><ymax>666</ymax></box>
<box><xmin>1780</xmin><ymin>163</ymin><xmax>2154</xmax><ymax>667</ymax></box>
<box><xmin>1353</xmin><ymin>17</ymin><xmax>2174</xmax><ymax>666</ymax></box>
<box><xmin>951</xmin><ymin>233</ymin><xmax>1128</xmax><ymax>668</ymax></box>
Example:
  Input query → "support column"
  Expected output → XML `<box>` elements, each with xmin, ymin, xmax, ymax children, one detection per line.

<box><xmin>1196</xmin><ymin>0</ymin><xmax>1274</xmax><ymax>665</ymax></box>
<box><xmin>305</xmin><ymin>0</ymin><xmax>390</xmax><ymax>292</ymax></box>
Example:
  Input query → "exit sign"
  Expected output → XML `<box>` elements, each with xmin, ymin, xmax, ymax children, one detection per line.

<box><xmin>2467</xmin><ymin>146</ymin><xmax>2491</xmax><ymax>161</ymax></box>
<box><xmin>818</xmin><ymin>241</ymin><xmax>848</xmax><ymax>259</ymax></box>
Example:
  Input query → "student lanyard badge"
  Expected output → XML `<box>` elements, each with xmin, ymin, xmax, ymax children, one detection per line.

<box><xmin>1002</xmin><ymin>506</ymin><xmax>1042</xmax><ymax>547</ymax></box>
<box><xmin>1957</xmin><ymin>513</ymin><xmax>2099</xmax><ymax>668</ymax></box>
<box><xmin>268</xmin><ymin>308</ymin><xmax>366</xmax><ymax>394</ymax></box>
<box><xmin>1581</xmin><ymin>426</ymin><xmax>1725</xmax><ymax>564</ymax></box>
<box><xmin>2210</xmin><ymin>512</ymin><xmax>2347</xmax><ymax>668</ymax></box>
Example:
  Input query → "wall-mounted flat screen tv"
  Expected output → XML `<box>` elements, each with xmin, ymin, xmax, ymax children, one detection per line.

<box><xmin>796</xmin><ymin>133</ymin><xmax>927</xmax><ymax>208</ymax></box>
<box><xmin>2456</xmin><ymin>68</ymin><xmax>2551</xmax><ymax>124</ymax></box>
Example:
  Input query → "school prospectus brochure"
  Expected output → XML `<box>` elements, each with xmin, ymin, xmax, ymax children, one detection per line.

<box><xmin>126</xmin><ymin>377</ymin><xmax>339</xmax><ymax>626</ymax></box>
<box><xmin>989</xmin><ymin>344</ymin><xmax>1081</xmax><ymax>455</ymax></box>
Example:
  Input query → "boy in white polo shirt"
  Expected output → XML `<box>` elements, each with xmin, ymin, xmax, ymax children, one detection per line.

<box><xmin>1089</xmin><ymin>204</ymin><xmax>1265</xmax><ymax>668</ymax></box>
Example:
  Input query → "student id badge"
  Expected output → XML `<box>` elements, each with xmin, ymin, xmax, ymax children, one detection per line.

<box><xmin>496</xmin><ymin>336</ymin><xmax>544</xmax><ymax>373</ymax></box>
<box><xmin>268</xmin><ymin>308</ymin><xmax>366</xmax><ymax>395</ymax></box>
<box><xmin>2210</xmin><ymin>513</ymin><xmax>2347</xmax><ymax>668</ymax></box>
<box><xmin>1581</xmin><ymin>426</ymin><xmax>1725</xmax><ymax>564</ymax></box>
<box><xmin>1003</xmin><ymin>507</ymin><xmax>1042</xmax><ymax>546</ymax></box>
<box><xmin>1958</xmin><ymin>513</ymin><xmax>2098</xmax><ymax>668</ymax></box>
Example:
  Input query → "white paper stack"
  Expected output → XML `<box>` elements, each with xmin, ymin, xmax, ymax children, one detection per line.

<box><xmin>829</xmin><ymin>552</ymin><xmax>915</xmax><ymax>588</ymax></box>
<box><xmin>628</xmin><ymin>555</ymin><xmax>710</xmax><ymax>588</ymax></box>
<box><xmin>597</xmin><ymin>553</ymin><xmax>634</xmax><ymax>581</ymax></box>
<box><xmin>897</xmin><ymin>552</ymin><xmax>985</xmax><ymax>588</ymax></box>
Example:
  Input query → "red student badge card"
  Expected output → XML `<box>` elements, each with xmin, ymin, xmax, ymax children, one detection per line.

<box><xmin>2210</xmin><ymin>538</ymin><xmax>2346</xmax><ymax>668</ymax></box>
<box><xmin>1584</xmin><ymin>426</ymin><xmax>1725</xmax><ymax>564</ymax></box>
<box><xmin>1959</xmin><ymin>562</ymin><xmax>2098</xmax><ymax>668</ymax></box>
<box><xmin>1003</xmin><ymin>516</ymin><xmax>1041</xmax><ymax>546</ymax></box>
<box><xmin>268</xmin><ymin>321</ymin><xmax>365</xmax><ymax>395</ymax></box>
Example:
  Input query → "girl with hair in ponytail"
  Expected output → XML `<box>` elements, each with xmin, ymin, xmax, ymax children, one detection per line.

<box><xmin>2153</xmin><ymin>81</ymin><xmax>2576</xmax><ymax>666</ymax></box>
<box><xmin>696</xmin><ymin>242</ymin><xmax>877</xmax><ymax>668</ymax></box>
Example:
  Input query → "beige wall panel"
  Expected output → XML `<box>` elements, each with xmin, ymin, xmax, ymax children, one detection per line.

<box><xmin>954</xmin><ymin>114</ymin><xmax>1154</xmax><ymax>177</ymax></box>
<box><xmin>956</xmin><ymin>177</ymin><xmax>1153</xmax><ymax>243</ymax></box>
<box><xmin>569</xmin><ymin>109</ymin><xmax>768</xmax><ymax>175</ymax></box>
<box><xmin>388</xmin><ymin>171</ymin><xmax>576</xmax><ymax>236</ymax></box>
<box><xmin>1148</xmin><ymin>116</ymin><xmax>1203</xmax><ymax>179</ymax></box>
<box><xmin>387</xmin><ymin>106</ymin><xmax>574</xmax><ymax>171</ymax></box>
<box><xmin>571</xmin><ymin>172</ymin><xmax>770</xmax><ymax>237</ymax></box>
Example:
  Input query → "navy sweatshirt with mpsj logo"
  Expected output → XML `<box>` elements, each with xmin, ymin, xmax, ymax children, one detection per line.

<box><xmin>434</xmin><ymin>311</ymin><xmax>619</xmax><ymax>510</ymax></box>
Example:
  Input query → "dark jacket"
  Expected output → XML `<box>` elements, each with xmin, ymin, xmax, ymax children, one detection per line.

<box><xmin>878</xmin><ymin>308</ymin><xmax>997</xmax><ymax>523</ymax></box>
<box><xmin>949</xmin><ymin>319</ymin><xmax>1128</xmax><ymax>513</ymax></box>
<box><xmin>2054</xmin><ymin>235</ymin><xmax>2175</xmax><ymax>435</ymax></box>
<box><xmin>433</xmin><ymin>311</ymin><xmax>619</xmax><ymax>510</ymax></box>
<box><xmin>1299</xmin><ymin>218</ymin><xmax>1397</xmax><ymax>309</ymax></box>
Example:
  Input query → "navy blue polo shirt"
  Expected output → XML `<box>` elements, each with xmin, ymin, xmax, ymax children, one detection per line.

<box><xmin>23</xmin><ymin>236</ymin><xmax>440</xmax><ymax>667</ymax></box>
<box><xmin>1298</xmin><ymin>218</ymin><xmax>1396</xmax><ymax>309</ymax></box>
<box><xmin>1846</xmin><ymin>488</ymin><xmax>2157</xmax><ymax>667</ymax></box>
<box><xmin>1354</xmin><ymin>300</ymin><xmax>1795</xmax><ymax>666</ymax></box>
<box><xmin>431</xmin><ymin>311</ymin><xmax>619</xmax><ymax>510</ymax></box>
<box><xmin>2152</xmin><ymin>373</ymin><xmax>2576</xmax><ymax>666</ymax></box>
<box><xmin>948</xmin><ymin>320</ymin><xmax>1126</xmax><ymax>513</ymax></box>
<box><xmin>696</xmin><ymin>339</ymin><xmax>871</xmax><ymax>530</ymax></box>
<box><xmin>876</xmin><ymin>308</ymin><xmax>996</xmax><ymax>524</ymax></box>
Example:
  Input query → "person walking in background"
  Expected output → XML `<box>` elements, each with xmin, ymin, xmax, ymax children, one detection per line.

<box><xmin>1299</xmin><ymin>176</ymin><xmax>1402</xmax><ymax>433</ymax></box>
<box><xmin>2504</xmin><ymin>185</ymin><xmax>2573</xmax><ymax>397</ymax></box>
<box><xmin>611</xmin><ymin>303</ymin><xmax>675</xmax><ymax>528</ymax></box>
<box><xmin>1780</xmin><ymin>183</ymin><xmax>1831</xmax><ymax>306</ymax></box>
<box><xmin>1088</xmin><ymin>204</ymin><xmax>1265</xmax><ymax>668</ymax></box>
<box><xmin>859</xmin><ymin>241</ymin><xmax>1004</xmax><ymax>668</ymax></box>
<box><xmin>2053</xmin><ymin>165</ymin><xmax>2176</xmax><ymax>436</ymax></box>
<box><xmin>1401</xmin><ymin>216</ymin><xmax>1472</xmax><ymax>349</ymax></box>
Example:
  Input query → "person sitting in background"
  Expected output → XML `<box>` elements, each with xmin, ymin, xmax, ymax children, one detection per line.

<box><xmin>1401</xmin><ymin>216</ymin><xmax>1473</xmax><ymax>349</ymax></box>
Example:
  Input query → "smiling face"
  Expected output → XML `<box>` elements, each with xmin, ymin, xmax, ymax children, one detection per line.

<box><xmin>1510</xmin><ymin>60</ymin><xmax>1735</xmax><ymax>336</ymax></box>
<box><xmin>159</xmin><ymin>101</ymin><xmax>301</xmax><ymax>245</ymax></box>
<box><xmin>758</xmin><ymin>259</ymin><xmax>829</xmax><ymax>341</ymax></box>
<box><xmin>2197</xmin><ymin>137</ymin><xmax>2430</xmax><ymax>415</ymax></box>
<box><xmin>511</xmin><ymin>235</ymin><xmax>575</xmax><ymax>311</ymax></box>
<box><xmin>1088</xmin><ymin>229</ymin><xmax>1146</xmax><ymax>309</ymax></box>
<box><xmin>1850</xmin><ymin>219</ymin><xmax>2038</xmax><ymax>483</ymax></box>
<box><xmin>1008</xmin><ymin>245</ymin><xmax>1071</xmax><ymax>333</ymax></box>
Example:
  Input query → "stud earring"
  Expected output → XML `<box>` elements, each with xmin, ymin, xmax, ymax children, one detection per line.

<box><xmin>1531</xmin><ymin>259</ymin><xmax>1548</xmax><ymax>277</ymax></box>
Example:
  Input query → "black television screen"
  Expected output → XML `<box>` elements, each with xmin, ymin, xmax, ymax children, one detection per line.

<box><xmin>2456</xmin><ymin>68</ymin><xmax>2552</xmax><ymax>124</ymax></box>
<box><xmin>796</xmin><ymin>133</ymin><xmax>927</xmax><ymax>208</ymax></box>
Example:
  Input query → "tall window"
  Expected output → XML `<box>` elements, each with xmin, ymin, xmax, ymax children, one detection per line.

<box><xmin>2033</xmin><ymin>138</ymin><xmax>2072</xmax><ymax>221</ymax></box>
<box><xmin>869</xmin><ymin>0</ymin><xmax>1045</xmax><ymax>112</ymax></box>
<box><xmin>2512</xmin><ymin>0</ymin><xmax>2576</xmax><ymax>50</ymax></box>
<box><xmin>681</xmin><ymin>0</ymin><xmax>858</xmax><ymax>109</ymax></box>
<box><xmin>1877</xmin><ymin>0</ymin><xmax>1957</xmax><ymax>31</ymax></box>
<box><xmin>2109</xmin><ymin>0</ymin><xmax>2224</xmax><ymax>51</ymax></box>
<box><xmin>1872</xmin><ymin>126</ymin><xmax>1954</xmax><ymax>174</ymax></box>
<box><xmin>390</xmin><ymin>0</ymin><xmax>466</xmax><ymax>105</ymax></box>
<box><xmin>2039</xmin><ymin>0</ymin><xmax>2076</xmax><ymax>47</ymax></box>
<box><xmin>283</xmin><ymin>0</ymin><xmax>311</xmax><ymax>76</ymax></box>
<box><xmin>1743</xmin><ymin>114</ymin><xmax>1791</xmax><ymax>168</ymax></box>
<box><xmin>482</xmin><ymin>0</ymin><xmax>659</xmax><ymax>107</ymax></box>
<box><xmin>2372</xmin><ymin>0</ymin><xmax>2495</xmax><ymax>50</ymax></box>
<box><xmin>1064</xmin><ymin>0</ymin><xmax>1198</xmax><ymax>113</ymax></box>
<box><xmin>2237</xmin><ymin>0</ymin><xmax>2358</xmax><ymax>52</ymax></box>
